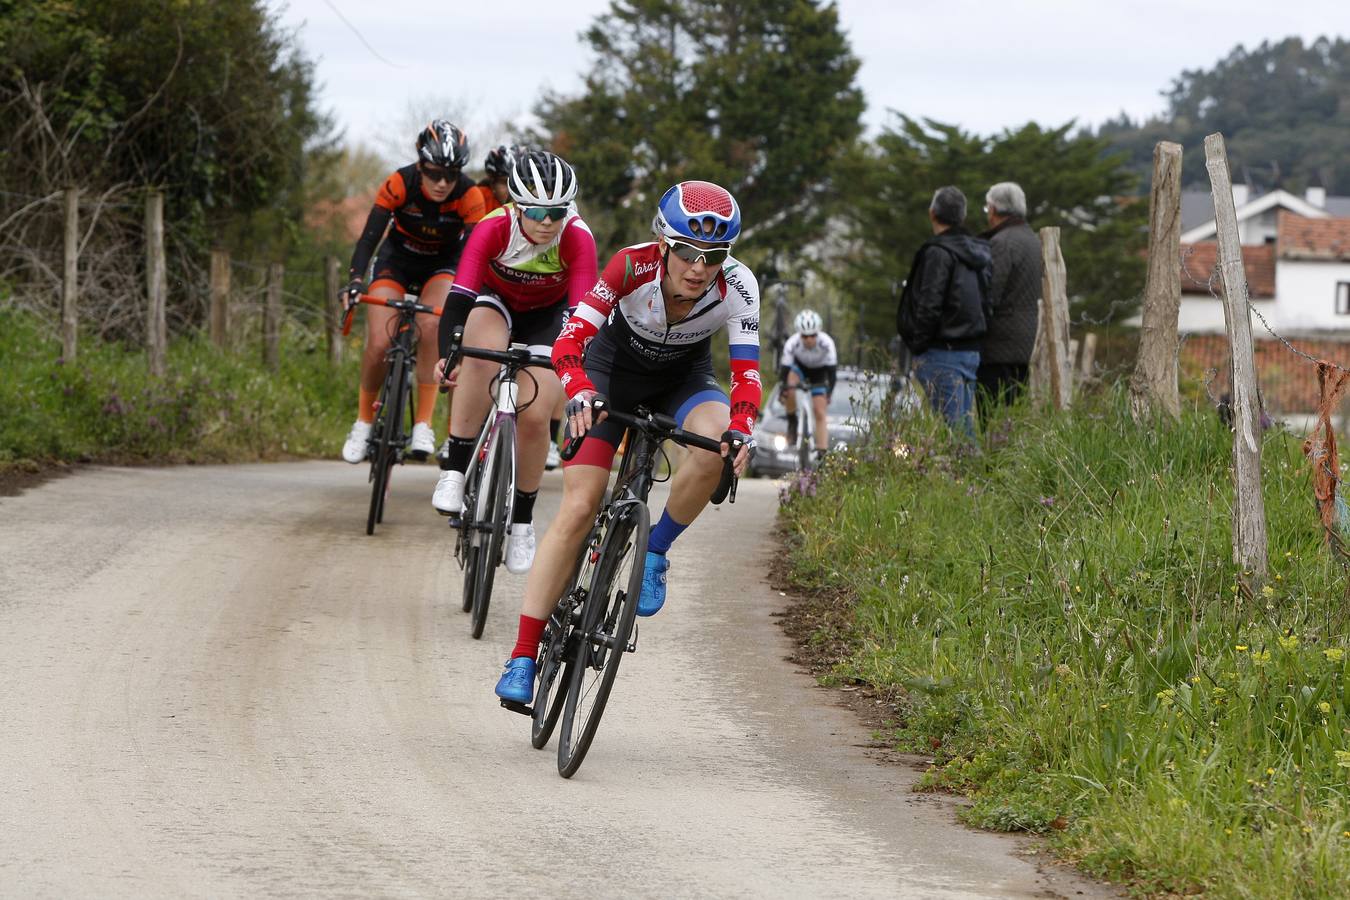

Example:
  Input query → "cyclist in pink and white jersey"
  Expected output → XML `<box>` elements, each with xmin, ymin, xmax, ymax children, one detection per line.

<box><xmin>433</xmin><ymin>150</ymin><xmax>598</xmax><ymax>574</ymax></box>
<box><xmin>494</xmin><ymin>180</ymin><xmax>760</xmax><ymax>704</ymax></box>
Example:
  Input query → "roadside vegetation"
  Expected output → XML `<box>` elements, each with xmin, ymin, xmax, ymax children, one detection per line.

<box><xmin>778</xmin><ymin>391</ymin><xmax>1350</xmax><ymax>898</ymax></box>
<box><xmin>0</xmin><ymin>307</ymin><xmax>366</xmax><ymax>467</ymax></box>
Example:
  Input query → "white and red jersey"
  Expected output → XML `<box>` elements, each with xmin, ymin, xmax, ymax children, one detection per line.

<box><xmin>553</xmin><ymin>242</ymin><xmax>762</xmax><ymax>434</ymax></box>
<box><xmin>446</xmin><ymin>204</ymin><xmax>597</xmax><ymax>316</ymax></box>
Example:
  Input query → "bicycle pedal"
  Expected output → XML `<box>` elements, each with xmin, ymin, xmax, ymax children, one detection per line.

<box><xmin>409</xmin><ymin>449</ymin><xmax>430</xmax><ymax>462</ymax></box>
<box><xmin>445</xmin><ymin>513</ymin><xmax>464</xmax><ymax>528</ymax></box>
<box><xmin>499</xmin><ymin>699</ymin><xmax>532</xmax><ymax>716</ymax></box>
<box><xmin>627</xmin><ymin>623</ymin><xmax>639</xmax><ymax>653</ymax></box>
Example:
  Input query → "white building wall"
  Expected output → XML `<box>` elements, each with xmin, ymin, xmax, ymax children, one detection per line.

<box><xmin>1274</xmin><ymin>259</ymin><xmax>1350</xmax><ymax>332</ymax></box>
<box><xmin>1174</xmin><ymin>296</ymin><xmax>1276</xmax><ymax>335</ymax></box>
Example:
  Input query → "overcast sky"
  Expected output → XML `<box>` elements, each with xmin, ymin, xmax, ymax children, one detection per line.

<box><xmin>272</xmin><ymin>0</ymin><xmax>1345</xmax><ymax>160</ymax></box>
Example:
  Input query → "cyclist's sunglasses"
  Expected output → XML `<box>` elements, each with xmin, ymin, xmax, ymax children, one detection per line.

<box><xmin>665</xmin><ymin>237</ymin><xmax>730</xmax><ymax>266</ymax></box>
<box><xmin>419</xmin><ymin>165</ymin><xmax>459</xmax><ymax>184</ymax></box>
<box><xmin>521</xmin><ymin>205</ymin><xmax>569</xmax><ymax>223</ymax></box>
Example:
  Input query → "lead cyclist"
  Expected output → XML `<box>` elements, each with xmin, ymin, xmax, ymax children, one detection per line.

<box><xmin>494</xmin><ymin>180</ymin><xmax>760</xmax><ymax>703</ymax></box>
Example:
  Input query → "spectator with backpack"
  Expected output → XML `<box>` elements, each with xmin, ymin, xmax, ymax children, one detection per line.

<box><xmin>896</xmin><ymin>186</ymin><xmax>992</xmax><ymax>440</ymax></box>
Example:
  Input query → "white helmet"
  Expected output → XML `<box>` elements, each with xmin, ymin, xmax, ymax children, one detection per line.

<box><xmin>507</xmin><ymin>150</ymin><xmax>578</xmax><ymax>206</ymax></box>
<box><xmin>795</xmin><ymin>309</ymin><xmax>822</xmax><ymax>335</ymax></box>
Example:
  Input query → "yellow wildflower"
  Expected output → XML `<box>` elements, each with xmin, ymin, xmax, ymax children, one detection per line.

<box><xmin>1325</xmin><ymin>648</ymin><xmax>1344</xmax><ymax>663</ymax></box>
<box><xmin>1157</xmin><ymin>689</ymin><xmax>1175</xmax><ymax>708</ymax></box>
<box><xmin>1278</xmin><ymin>634</ymin><xmax>1300</xmax><ymax>651</ymax></box>
<box><xmin>1235</xmin><ymin>645</ymin><xmax>1249</xmax><ymax>652</ymax></box>
<box><xmin>1267</xmin><ymin>767</ymin><xmax>1276</xmax><ymax>776</ymax></box>
<box><xmin>1335</xmin><ymin>750</ymin><xmax>1350</xmax><ymax>769</ymax></box>
<box><xmin>1319</xmin><ymin>702</ymin><xmax>1333</xmax><ymax>714</ymax></box>
<box><xmin>1252</xmin><ymin>650</ymin><xmax>1272</xmax><ymax>666</ymax></box>
<box><xmin>1261</xmin><ymin>584</ymin><xmax>1275</xmax><ymax>597</ymax></box>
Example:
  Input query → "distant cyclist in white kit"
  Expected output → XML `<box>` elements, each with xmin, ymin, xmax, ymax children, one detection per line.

<box><xmin>778</xmin><ymin>309</ymin><xmax>837</xmax><ymax>462</ymax></box>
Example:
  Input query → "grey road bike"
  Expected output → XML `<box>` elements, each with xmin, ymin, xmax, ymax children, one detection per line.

<box><xmin>504</xmin><ymin>398</ymin><xmax>740</xmax><ymax>778</ymax></box>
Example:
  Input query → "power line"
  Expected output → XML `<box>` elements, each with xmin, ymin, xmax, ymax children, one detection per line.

<box><xmin>322</xmin><ymin>0</ymin><xmax>405</xmax><ymax>69</ymax></box>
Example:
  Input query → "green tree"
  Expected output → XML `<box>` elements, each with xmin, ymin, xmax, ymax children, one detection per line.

<box><xmin>832</xmin><ymin>116</ymin><xmax>1146</xmax><ymax>343</ymax></box>
<box><xmin>1098</xmin><ymin>37</ymin><xmax>1350</xmax><ymax>193</ymax></box>
<box><xmin>1</xmin><ymin>0</ymin><xmax>333</xmax><ymax>336</ymax></box>
<box><xmin>533</xmin><ymin>0</ymin><xmax>864</xmax><ymax>262</ymax></box>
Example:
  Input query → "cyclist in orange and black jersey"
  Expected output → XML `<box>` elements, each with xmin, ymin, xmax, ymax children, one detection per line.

<box><xmin>338</xmin><ymin>120</ymin><xmax>486</xmax><ymax>465</ymax></box>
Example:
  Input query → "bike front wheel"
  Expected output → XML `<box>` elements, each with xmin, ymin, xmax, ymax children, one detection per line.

<box><xmin>556</xmin><ymin>500</ymin><xmax>649</xmax><ymax>778</ymax></box>
<box><xmin>469</xmin><ymin>417</ymin><xmax>513</xmax><ymax>640</ymax></box>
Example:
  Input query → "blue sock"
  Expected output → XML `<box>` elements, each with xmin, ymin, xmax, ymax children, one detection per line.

<box><xmin>648</xmin><ymin>509</ymin><xmax>689</xmax><ymax>556</ymax></box>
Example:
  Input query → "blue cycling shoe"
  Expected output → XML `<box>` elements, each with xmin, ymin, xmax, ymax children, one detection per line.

<box><xmin>494</xmin><ymin>656</ymin><xmax>536</xmax><ymax>704</ymax></box>
<box><xmin>637</xmin><ymin>551</ymin><xmax>669</xmax><ymax>617</ymax></box>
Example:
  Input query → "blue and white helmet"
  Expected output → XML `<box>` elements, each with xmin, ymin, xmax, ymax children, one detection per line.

<box><xmin>652</xmin><ymin>181</ymin><xmax>742</xmax><ymax>244</ymax></box>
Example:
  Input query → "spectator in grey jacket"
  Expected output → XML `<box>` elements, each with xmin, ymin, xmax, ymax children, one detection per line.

<box><xmin>977</xmin><ymin>182</ymin><xmax>1043</xmax><ymax>411</ymax></box>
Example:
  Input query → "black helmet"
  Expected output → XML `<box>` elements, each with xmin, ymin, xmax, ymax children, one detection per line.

<box><xmin>507</xmin><ymin>150</ymin><xmax>578</xmax><ymax>206</ymax></box>
<box><xmin>484</xmin><ymin>145</ymin><xmax>518</xmax><ymax>179</ymax></box>
<box><xmin>416</xmin><ymin>120</ymin><xmax>470</xmax><ymax>169</ymax></box>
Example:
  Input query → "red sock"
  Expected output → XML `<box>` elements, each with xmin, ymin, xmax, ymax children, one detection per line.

<box><xmin>511</xmin><ymin>615</ymin><xmax>547</xmax><ymax>661</ymax></box>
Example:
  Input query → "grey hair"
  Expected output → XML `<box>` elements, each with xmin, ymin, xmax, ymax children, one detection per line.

<box><xmin>985</xmin><ymin>181</ymin><xmax>1027</xmax><ymax>217</ymax></box>
<box><xmin>929</xmin><ymin>186</ymin><xmax>966</xmax><ymax>227</ymax></box>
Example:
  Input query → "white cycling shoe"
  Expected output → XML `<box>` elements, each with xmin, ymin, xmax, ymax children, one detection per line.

<box><xmin>341</xmin><ymin>420</ymin><xmax>372</xmax><ymax>464</ymax></box>
<box><xmin>505</xmin><ymin>523</ymin><xmax>536</xmax><ymax>574</ymax></box>
<box><xmin>432</xmin><ymin>470</ymin><xmax>465</xmax><ymax>515</ymax></box>
<box><xmin>409</xmin><ymin>422</ymin><xmax>436</xmax><ymax>459</ymax></box>
<box><xmin>545</xmin><ymin>442</ymin><xmax>561</xmax><ymax>471</ymax></box>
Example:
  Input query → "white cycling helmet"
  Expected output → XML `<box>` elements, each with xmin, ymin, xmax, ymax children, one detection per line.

<box><xmin>507</xmin><ymin>149</ymin><xmax>578</xmax><ymax>206</ymax></box>
<box><xmin>795</xmin><ymin>309</ymin><xmax>822</xmax><ymax>336</ymax></box>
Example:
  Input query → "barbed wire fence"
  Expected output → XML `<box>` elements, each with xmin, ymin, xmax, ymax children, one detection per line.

<box><xmin>0</xmin><ymin>184</ymin><xmax>347</xmax><ymax>368</ymax></box>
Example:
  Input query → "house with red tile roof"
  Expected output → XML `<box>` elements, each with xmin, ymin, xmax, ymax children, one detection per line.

<box><xmin>1170</xmin><ymin>210</ymin><xmax>1350</xmax><ymax>416</ymax></box>
<box><xmin>1172</xmin><ymin>212</ymin><xmax>1350</xmax><ymax>336</ymax></box>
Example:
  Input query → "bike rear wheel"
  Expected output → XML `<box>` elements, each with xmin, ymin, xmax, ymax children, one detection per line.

<box><xmin>469</xmin><ymin>417</ymin><xmax>513</xmax><ymax>640</ymax></box>
<box><xmin>556</xmin><ymin>500</ymin><xmax>649</xmax><ymax>778</ymax></box>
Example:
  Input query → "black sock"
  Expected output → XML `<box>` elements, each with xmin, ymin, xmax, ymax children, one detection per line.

<box><xmin>442</xmin><ymin>435</ymin><xmax>475</xmax><ymax>472</ymax></box>
<box><xmin>550</xmin><ymin>418</ymin><xmax>563</xmax><ymax>442</ymax></box>
<box><xmin>512</xmin><ymin>489</ymin><xmax>538</xmax><ymax>525</ymax></box>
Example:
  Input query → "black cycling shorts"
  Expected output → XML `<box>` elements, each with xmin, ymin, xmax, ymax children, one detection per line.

<box><xmin>564</xmin><ymin>358</ymin><xmax>729</xmax><ymax>469</ymax></box>
<box><xmin>370</xmin><ymin>246</ymin><xmax>459</xmax><ymax>295</ymax></box>
<box><xmin>472</xmin><ymin>294</ymin><xmax>569</xmax><ymax>356</ymax></box>
<box><xmin>781</xmin><ymin>363</ymin><xmax>831</xmax><ymax>396</ymax></box>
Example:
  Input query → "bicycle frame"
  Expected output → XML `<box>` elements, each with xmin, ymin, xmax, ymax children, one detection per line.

<box><xmin>461</xmin><ymin>355</ymin><xmax>526</xmax><ymax>540</ymax></box>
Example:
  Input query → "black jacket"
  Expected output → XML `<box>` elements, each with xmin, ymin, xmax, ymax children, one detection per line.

<box><xmin>896</xmin><ymin>227</ymin><xmax>993</xmax><ymax>356</ymax></box>
<box><xmin>979</xmin><ymin>218</ymin><xmax>1043</xmax><ymax>364</ymax></box>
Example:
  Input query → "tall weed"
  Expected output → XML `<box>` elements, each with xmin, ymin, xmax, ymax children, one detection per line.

<box><xmin>1</xmin><ymin>307</ymin><xmax>375</xmax><ymax>464</ymax></box>
<box><xmin>780</xmin><ymin>388</ymin><xmax>1350</xmax><ymax>897</ymax></box>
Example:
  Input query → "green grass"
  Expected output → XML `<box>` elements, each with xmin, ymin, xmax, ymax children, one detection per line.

<box><xmin>0</xmin><ymin>306</ymin><xmax>384</xmax><ymax>465</ymax></box>
<box><xmin>778</xmin><ymin>389</ymin><xmax>1350</xmax><ymax>898</ymax></box>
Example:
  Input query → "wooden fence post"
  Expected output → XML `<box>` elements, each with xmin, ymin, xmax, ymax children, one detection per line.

<box><xmin>1205</xmin><ymin>132</ymin><xmax>1268</xmax><ymax>584</ymax></box>
<box><xmin>1037</xmin><ymin>226</ymin><xmax>1071</xmax><ymax>410</ymax></box>
<box><xmin>1080</xmin><ymin>332</ymin><xmax>1098</xmax><ymax>382</ymax></box>
<box><xmin>1130</xmin><ymin>141</ymin><xmax>1184</xmax><ymax>422</ymax></box>
<box><xmin>209</xmin><ymin>249</ymin><xmax>230</xmax><ymax>348</ymax></box>
<box><xmin>62</xmin><ymin>187</ymin><xmax>79</xmax><ymax>361</ymax></box>
<box><xmin>145</xmin><ymin>190</ymin><xmax>167</xmax><ymax>377</ymax></box>
<box><xmin>263</xmin><ymin>262</ymin><xmax>283</xmax><ymax>371</ymax></box>
<box><xmin>324</xmin><ymin>255</ymin><xmax>342</xmax><ymax>365</ymax></box>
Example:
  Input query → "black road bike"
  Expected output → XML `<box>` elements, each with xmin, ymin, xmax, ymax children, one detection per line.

<box><xmin>503</xmin><ymin>398</ymin><xmax>741</xmax><ymax>778</ymax></box>
<box><xmin>445</xmin><ymin>330</ymin><xmax>555</xmax><ymax>639</ymax></box>
<box><xmin>344</xmin><ymin>294</ymin><xmax>442</xmax><ymax>535</ymax></box>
